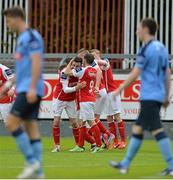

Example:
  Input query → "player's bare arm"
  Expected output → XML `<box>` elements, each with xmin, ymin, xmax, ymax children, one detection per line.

<box><xmin>113</xmin><ymin>67</ymin><xmax>141</xmax><ymax>97</ymax></box>
<box><xmin>0</xmin><ymin>75</ymin><xmax>15</xmax><ymax>98</ymax></box>
<box><xmin>27</xmin><ymin>53</ymin><xmax>41</xmax><ymax>103</ymax></box>
<box><xmin>163</xmin><ymin>68</ymin><xmax>171</xmax><ymax>108</ymax></box>
<box><xmin>64</xmin><ymin>59</ymin><xmax>74</xmax><ymax>76</ymax></box>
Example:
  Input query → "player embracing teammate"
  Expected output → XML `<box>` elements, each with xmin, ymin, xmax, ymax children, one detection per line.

<box><xmin>91</xmin><ymin>49</ymin><xmax>126</xmax><ymax>149</ymax></box>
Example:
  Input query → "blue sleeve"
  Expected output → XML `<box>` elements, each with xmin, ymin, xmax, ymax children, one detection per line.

<box><xmin>28</xmin><ymin>39</ymin><xmax>43</xmax><ymax>56</ymax></box>
<box><xmin>135</xmin><ymin>55</ymin><xmax>148</xmax><ymax>70</ymax></box>
<box><xmin>135</xmin><ymin>47</ymin><xmax>148</xmax><ymax>70</ymax></box>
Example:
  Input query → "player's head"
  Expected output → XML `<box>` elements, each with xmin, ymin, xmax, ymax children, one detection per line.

<box><xmin>77</xmin><ymin>48</ymin><xmax>89</xmax><ymax>60</ymax></box>
<box><xmin>59</xmin><ymin>58</ymin><xmax>71</xmax><ymax>71</ymax></box>
<box><xmin>137</xmin><ymin>18</ymin><xmax>157</xmax><ymax>41</ymax></box>
<box><xmin>83</xmin><ymin>53</ymin><xmax>94</xmax><ymax>67</ymax></box>
<box><xmin>3</xmin><ymin>6</ymin><xmax>26</xmax><ymax>32</ymax></box>
<box><xmin>90</xmin><ymin>49</ymin><xmax>101</xmax><ymax>58</ymax></box>
<box><xmin>72</xmin><ymin>57</ymin><xmax>83</xmax><ymax>69</ymax></box>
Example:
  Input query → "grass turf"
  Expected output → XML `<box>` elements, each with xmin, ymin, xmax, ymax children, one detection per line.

<box><xmin>0</xmin><ymin>136</ymin><xmax>173</xmax><ymax>179</ymax></box>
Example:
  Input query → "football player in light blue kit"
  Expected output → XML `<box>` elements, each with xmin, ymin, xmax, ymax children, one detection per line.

<box><xmin>110</xmin><ymin>18</ymin><xmax>173</xmax><ymax>176</ymax></box>
<box><xmin>2</xmin><ymin>7</ymin><xmax>44</xmax><ymax>179</ymax></box>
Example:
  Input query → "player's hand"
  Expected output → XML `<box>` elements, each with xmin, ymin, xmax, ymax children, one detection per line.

<box><xmin>7</xmin><ymin>88</ymin><xmax>15</xmax><ymax>97</ymax></box>
<box><xmin>162</xmin><ymin>98</ymin><xmax>170</xmax><ymax>108</ymax></box>
<box><xmin>76</xmin><ymin>81</ymin><xmax>86</xmax><ymax>90</ymax></box>
<box><xmin>94</xmin><ymin>87</ymin><xmax>100</xmax><ymax>97</ymax></box>
<box><xmin>26</xmin><ymin>87</ymin><xmax>38</xmax><ymax>104</ymax></box>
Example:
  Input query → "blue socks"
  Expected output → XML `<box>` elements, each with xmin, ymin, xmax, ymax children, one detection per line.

<box><xmin>155</xmin><ymin>132</ymin><xmax>173</xmax><ymax>170</ymax></box>
<box><xmin>121</xmin><ymin>134</ymin><xmax>143</xmax><ymax>168</ymax></box>
<box><xmin>30</xmin><ymin>139</ymin><xmax>43</xmax><ymax>175</ymax></box>
<box><xmin>12</xmin><ymin>128</ymin><xmax>36</xmax><ymax>164</ymax></box>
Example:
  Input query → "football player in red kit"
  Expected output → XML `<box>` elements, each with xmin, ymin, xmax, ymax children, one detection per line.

<box><xmin>52</xmin><ymin>58</ymin><xmax>86</xmax><ymax>152</ymax></box>
<box><xmin>65</xmin><ymin>54</ymin><xmax>103</xmax><ymax>153</ymax></box>
<box><xmin>93</xmin><ymin>52</ymin><xmax>126</xmax><ymax>149</ymax></box>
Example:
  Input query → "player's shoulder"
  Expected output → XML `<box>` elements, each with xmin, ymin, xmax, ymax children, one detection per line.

<box><xmin>60</xmin><ymin>68</ymin><xmax>68</xmax><ymax>80</ymax></box>
<box><xmin>0</xmin><ymin>64</ymin><xmax>13</xmax><ymax>76</ymax></box>
<box><xmin>74</xmin><ymin>66</ymin><xmax>84</xmax><ymax>73</ymax></box>
<box><xmin>19</xmin><ymin>29</ymin><xmax>43</xmax><ymax>44</ymax></box>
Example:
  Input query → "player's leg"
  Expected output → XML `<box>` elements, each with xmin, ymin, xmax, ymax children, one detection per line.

<box><xmin>110</xmin><ymin>124</ymin><xmax>144</xmax><ymax>173</ymax></box>
<box><xmin>150</xmin><ymin>102</ymin><xmax>173</xmax><ymax>175</ymax></box>
<box><xmin>5</xmin><ymin>93</ymin><xmax>41</xmax><ymax>178</ymax></box>
<box><xmin>114</xmin><ymin>113</ymin><xmax>126</xmax><ymax>149</ymax></box>
<box><xmin>1</xmin><ymin>103</ymin><xmax>13</xmax><ymax>123</ymax></box>
<box><xmin>112</xmin><ymin>94</ymin><xmax>126</xmax><ymax>149</ymax></box>
<box><xmin>52</xmin><ymin>116</ymin><xmax>61</xmax><ymax>152</ymax></box>
<box><xmin>107</xmin><ymin>92</ymin><xmax>119</xmax><ymax>148</ymax></box>
<box><xmin>85</xmin><ymin>123</ymin><xmax>96</xmax><ymax>151</ymax></box>
<box><xmin>24</xmin><ymin>120</ymin><xmax>43</xmax><ymax>178</ymax></box>
<box><xmin>95</xmin><ymin>89</ymin><xmax>112</xmax><ymax>148</ymax></box>
<box><xmin>87</xmin><ymin>119</ymin><xmax>102</xmax><ymax>153</ymax></box>
<box><xmin>107</xmin><ymin>115</ymin><xmax>119</xmax><ymax>149</ymax></box>
<box><xmin>70</xmin><ymin>119</ymin><xmax>86</xmax><ymax>152</ymax></box>
<box><xmin>52</xmin><ymin>99</ymin><xmax>64</xmax><ymax>152</ymax></box>
<box><xmin>66</xmin><ymin>101</ymin><xmax>79</xmax><ymax>145</ymax></box>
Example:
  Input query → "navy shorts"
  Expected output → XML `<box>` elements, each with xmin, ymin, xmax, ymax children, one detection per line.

<box><xmin>135</xmin><ymin>100</ymin><xmax>162</xmax><ymax>131</ymax></box>
<box><xmin>10</xmin><ymin>93</ymin><xmax>42</xmax><ymax>120</ymax></box>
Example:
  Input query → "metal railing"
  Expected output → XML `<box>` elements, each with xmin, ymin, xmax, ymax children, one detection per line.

<box><xmin>0</xmin><ymin>53</ymin><xmax>173</xmax><ymax>73</ymax></box>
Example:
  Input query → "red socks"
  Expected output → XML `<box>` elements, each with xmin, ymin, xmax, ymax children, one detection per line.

<box><xmin>72</xmin><ymin>128</ymin><xmax>79</xmax><ymax>144</ymax></box>
<box><xmin>95</xmin><ymin>118</ymin><xmax>111</xmax><ymax>136</ymax></box>
<box><xmin>90</xmin><ymin>124</ymin><xmax>102</xmax><ymax>147</ymax></box>
<box><xmin>85</xmin><ymin>130</ymin><xmax>95</xmax><ymax>145</ymax></box>
<box><xmin>118</xmin><ymin>121</ymin><xmax>126</xmax><ymax>142</ymax></box>
<box><xmin>52</xmin><ymin>125</ymin><xmax>60</xmax><ymax>145</ymax></box>
<box><xmin>108</xmin><ymin>121</ymin><xmax>118</xmax><ymax>143</ymax></box>
<box><xmin>78</xmin><ymin>126</ymin><xmax>86</xmax><ymax>147</ymax></box>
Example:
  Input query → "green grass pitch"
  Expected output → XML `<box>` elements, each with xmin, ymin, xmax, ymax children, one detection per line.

<box><xmin>0</xmin><ymin>136</ymin><xmax>173</xmax><ymax>179</ymax></box>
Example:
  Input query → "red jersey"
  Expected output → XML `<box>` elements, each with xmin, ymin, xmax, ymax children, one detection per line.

<box><xmin>0</xmin><ymin>64</ymin><xmax>14</xmax><ymax>104</ymax></box>
<box><xmin>91</xmin><ymin>60</ymin><xmax>105</xmax><ymax>90</ymax></box>
<box><xmin>53</xmin><ymin>68</ymin><xmax>78</xmax><ymax>101</ymax></box>
<box><xmin>72</xmin><ymin>66</ymin><xmax>97</xmax><ymax>102</ymax></box>
<box><xmin>99</xmin><ymin>59</ymin><xmax>117</xmax><ymax>93</ymax></box>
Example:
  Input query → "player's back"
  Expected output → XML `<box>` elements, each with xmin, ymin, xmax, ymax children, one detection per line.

<box><xmin>14</xmin><ymin>28</ymin><xmax>44</xmax><ymax>96</ymax></box>
<box><xmin>136</xmin><ymin>40</ymin><xmax>169</xmax><ymax>103</ymax></box>
<box><xmin>101</xmin><ymin>59</ymin><xmax>117</xmax><ymax>93</ymax></box>
<box><xmin>79</xmin><ymin>66</ymin><xmax>97</xmax><ymax>102</ymax></box>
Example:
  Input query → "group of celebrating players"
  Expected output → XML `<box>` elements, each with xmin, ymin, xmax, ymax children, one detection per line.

<box><xmin>51</xmin><ymin>48</ymin><xmax>126</xmax><ymax>153</ymax></box>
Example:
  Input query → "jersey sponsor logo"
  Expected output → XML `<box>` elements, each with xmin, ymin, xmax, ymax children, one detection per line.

<box><xmin>4</xmin><ymin>69</ymin><xmax>13</xmax><ymax>76</ymax></box>
<box><xmin>29</xmin><ymin>40</ymin><xmax>40</xmax><ymax>50</ymax></box>
<box><xmin>75</xmin><ymin>67</ymin><xmax>82</xmax><ymax>73</ymax></box>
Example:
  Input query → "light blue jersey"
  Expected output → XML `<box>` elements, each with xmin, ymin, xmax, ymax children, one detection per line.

<box><xmin>135</xmin><ymin>40</ymin><xmax>169</xmax><ymax>103</ymax></box>
<box><xmin>14</xmin><ymin>29</ymin><xmax>44</xmax><ymax>96</ymax></box>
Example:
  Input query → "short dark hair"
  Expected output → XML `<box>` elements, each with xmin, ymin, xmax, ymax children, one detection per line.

<box><xmin>84</xmin><ymin>53</ymin><xmax>94</xmax><ymax>65</ymax></box>
<box><xmin>3</xmin><ymin>6</ymin><xmax>25</xmax><ymax>20</ymax></box>
<box><xmin>59</xmin><ymin>57</ymin><xmax>71</xmax><ymax>70</ymax></box>
<box><xmin>73</xmin><ymin>57</ymin><xmax>83</xmax><ymax>64</ymax></box>
<box><xmin>141</xmin><ymin>18</ymin><xmax>157</xmax><ymax>35</ymax></box>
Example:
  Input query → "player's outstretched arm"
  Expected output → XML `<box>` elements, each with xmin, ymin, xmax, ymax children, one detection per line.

<box><xmin>114</xmin><ymin>67</ymin><xmax>141</xmax><ymax>96</ymax></box>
